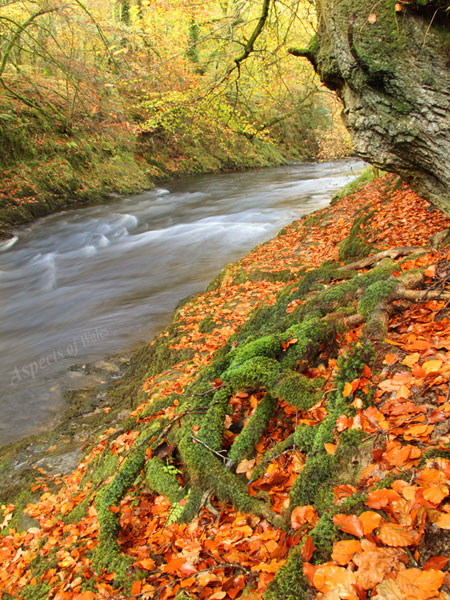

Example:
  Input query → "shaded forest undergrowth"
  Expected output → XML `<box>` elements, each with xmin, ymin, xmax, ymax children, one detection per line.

<box><xmin>2</xmin><ymin>174</ymin><xmax>450</xmax><ymax>599</ymax></box>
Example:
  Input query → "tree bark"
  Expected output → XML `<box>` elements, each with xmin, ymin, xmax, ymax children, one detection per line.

<box><xmin>297</xmin><ymin>0</ymin><xmax>450</xmax><ymax>215</ymax></box>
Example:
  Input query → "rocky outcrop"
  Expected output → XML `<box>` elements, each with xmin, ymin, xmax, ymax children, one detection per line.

<box><xmin>293</xmin><ymin>0</ymin><xmax>450</xmax><ymax>215</ymax></box>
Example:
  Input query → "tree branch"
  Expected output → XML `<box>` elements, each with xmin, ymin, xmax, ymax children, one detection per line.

<box><xmin>233</xmin><ymin>0</ymin><xmax>271</xmax><ymax>70</ymax></box>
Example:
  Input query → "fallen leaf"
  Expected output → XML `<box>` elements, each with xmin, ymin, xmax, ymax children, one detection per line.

<box><xmin>366</xmin><ymin>488</ymin><xmax>401</xmax><ymax>509</ymax></box>
<box><xmin>396</xmin><ymin>568</ymin><xmax>445</xmax><ymax>598</ymax></box>
<box><xmin>291</xmin><ymin>505</ymin><xmax>318</xmax><ymax>530</ymax></box>
<box><xmin>359</xmin><ymin>510</ymin><xmax>383</xmax><ymax>535</ymax></box>
<box><xmin>301</xmin><ymin>535</ymin><xmax>315</xmax><ymax>561</ymax></box>
<box><xmin>331</xmin><ymin>539</ymin><xmax>362</xmax><ymax>565</ymax></box>
<box><xmin>333</xmin><ymin>514</ymin><xmax>364</xmax><ymax>538</ymax></box>
<box><xmin>378</xmin><ymin>523</ymin><xmax>417</xmax><ymax>547</ymax></box>
<box><xmin>423</xmin><ymin>556</ymin><xmax>449</xmax><ymax>570</ymax></box>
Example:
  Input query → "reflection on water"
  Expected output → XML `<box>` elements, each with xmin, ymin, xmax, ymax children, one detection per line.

<box><xmin>0</xmin><ymin>159</ymin><xmax>365</xmax><ymax>444</ymax></box>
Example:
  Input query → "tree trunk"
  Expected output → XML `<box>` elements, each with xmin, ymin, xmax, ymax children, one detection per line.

<box><xmin>296</xmin><ymin>0</ymin><xmax>450</xmax><ymax>215</ymax></box>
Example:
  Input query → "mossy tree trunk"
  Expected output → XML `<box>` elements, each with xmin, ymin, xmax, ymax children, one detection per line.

<box><xmin>293</xmin><ymin>0</ymin><xmax>450</xmax><ymax>215</ymax></box>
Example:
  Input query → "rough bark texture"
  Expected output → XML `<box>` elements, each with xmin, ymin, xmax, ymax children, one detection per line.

<box><xmin>299</xmin><ymin>0</ymin><xmax>450</xmax><ymax>215</ymax></box>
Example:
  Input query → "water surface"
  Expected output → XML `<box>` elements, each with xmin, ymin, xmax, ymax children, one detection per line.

<box><xmin>0</xmin><ymin>159</ymin><xmax>365</xmax><ymax>444</ymax></box>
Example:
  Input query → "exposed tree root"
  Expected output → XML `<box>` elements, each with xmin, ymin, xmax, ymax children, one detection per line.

<box><xmin>338</xmin><ymin>245</ymin><xmax>428</xmax><ymax>272</ymax></box>
<box><xmin>88</xmin><ymin>243</ymin><xmax>445</xmax><ymax>580</ymax></box>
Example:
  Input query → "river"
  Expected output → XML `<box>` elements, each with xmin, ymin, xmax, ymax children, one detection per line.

<box><xmin>0</xmin><ymin>159</ymin><xmax>365</xmax><ymax>445</ymax></box>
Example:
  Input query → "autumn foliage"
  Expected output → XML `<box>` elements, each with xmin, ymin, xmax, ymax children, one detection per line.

<box><xmin>1</xmin><ymin>175</ymin><xmax>450</xmax><ymax>599</ymax></box>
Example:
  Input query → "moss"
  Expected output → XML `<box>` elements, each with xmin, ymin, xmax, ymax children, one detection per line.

<box><xmin>293</xmin><ymin>425</ymin><xmax>317</xmax><ymax>453</ymax></box>
<box><xmin>289</xmin><ymin>453</ymin><xmax>335</xmax><ymax>508</ymax></box>
<box><xmin>274</xmin><ymin>372</ymin><xmax>318</xmax><ymax>410</ymax></box>
<box><xmin>198</xmin><ymin>315</ymin><xmax>216</xmax><ymax>334</ymax></box>
<box><xmin>93</xmin><ymin>432</ymin><xmax>148</xmax><ymax>577</ymax></box>
<box><xmin>331</xmin><ymin>166</ymin><xmax>378</xmax><ymax>204</ymax></box>
<box><xmin>310</xmin><ymin>510</ymin><xmax>339</xmax><ymax>563</ymax></box>
<box><xmin>228</xmin><ymin>393</ymin><xmax>276</xmax><ymax>465</ymax></box>
<box><xmin>178</xmin><ymin>433</ymin><xmax>267</xmax><ymax>517</ymax></box>
<box><xmin>178</xmin><ymin>485</ymin><xmax>204</xmax><ymax>523</ymax></box>
<box><xmin>247</xmin><ymin>269</ymin><xmax>293</xmax><ymax>283</ymax></box>
<box><xmin>357</xmin><ymin>279</ymin><xmax>396</xmax><ymax>319</ymax></box>
<box><xmin>419</xmin><ymin>446</ymin><xmax>450</xmax><ymax>466</ymax></box>
<box><xmin>21</xmin><ymin>583</ymin><xmax>52</xmax><ymax>600</ymax></box>
<box><xmin>223</xmin><ymin>356</ymin><xmax>282</xmax><ymax>391</ymax></box>
<box><xmin>338</xmin><ymin>209</ymin><xmax>376</xmax><ymax>262</ymax></box>
<box><xmin>197</xmin><ymin>387</ymin><xmax>232</xmax><ymax>450</ymax></box>
<box><xmin>229</xmin><ymin>334</ymin><xmax>281</xmax><ymax>366</ymax></box>
<box><xmin>145</xmin><ymin>457</ymin><xmax>185</xmax><ymax>504</ymax></box>
<box><xmin>279</xmin><ymin>317</ymin><xmax>329</xmax><ymax>370</ymax></box>
<box><xmin>265</xmin><ymin>545</ymin><xmax>312</xmax><ymax>600</ymax></box>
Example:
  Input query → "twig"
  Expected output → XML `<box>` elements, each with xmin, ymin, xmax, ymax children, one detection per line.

<box><xmin>190</xmin><ymin>433</ymin><xmax>228</xmax><ymax>462</ymax></box>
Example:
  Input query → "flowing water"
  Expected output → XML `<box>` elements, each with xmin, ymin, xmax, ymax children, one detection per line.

<box><xmin>0</xmin><ymin>159</ymin><xmax>365</xmax><ymax>444</ymax></box>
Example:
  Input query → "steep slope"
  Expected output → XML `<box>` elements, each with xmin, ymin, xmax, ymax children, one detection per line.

<box><xmin>1</xmin><ymin>175</ymin><xmax>450</xmax><ymax>599</ymax></box>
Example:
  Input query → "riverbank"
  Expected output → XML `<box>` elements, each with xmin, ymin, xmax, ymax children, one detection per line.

<box><xmin>0</xmin><ymin>90</ymin><xmax>352</xmax><ymax>240</ymax></box>
<box><xmin>1</xmin><ymin>173</ymin><xmax>450</xmax><ymax>599</ymax></box>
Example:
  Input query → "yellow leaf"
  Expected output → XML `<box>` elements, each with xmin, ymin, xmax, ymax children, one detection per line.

<box><xmin>343</xmin><ymin>382</ymin><xmax>353</xmax><ymax>397</ymax></box>
<box><xmin>324</xmin><ymin>443</ymin><xmax>337</xmax><ymax>455</ymax></box>
<box><xmin>402</xmin><ymin>353</ymin><xmax>420</xmax><ymax>368</ymax></box>
<box><xmin>423</xmin><ymin>359</ymin><xmax>443</xmax><ymax>374</ymax></box>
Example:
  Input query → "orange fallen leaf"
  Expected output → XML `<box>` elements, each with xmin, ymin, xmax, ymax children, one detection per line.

<box><xmin>313</xmin><ymin>564</ymin><xmax>357</xmax><ymax>594</ymax></box>
<box><xmin>301</xmin><ymin>535</ymin><xmax>315</xmax><ymax>561</ymax></box>
<box><xmin>343</xmin><ymin>382</ymin><xmax>353</xmax><ymax>397</ymax></box>
<box><xmin>422</xmin><ymin>359</ymin><xmax>442</xmax><ymax>374</ymax></box>
<box><xmin>359</xmin><ymin>510</ymin><xmax>383</xmax><ymax>535</ymax></box>
<box><xmin>291</xmin><ymin>505</ymin><xmax>318</xmax><ymax>530</ymax></box>
<box><xmin>432</xmin><ymin>512</ymin><xmax>450</xmax><ymax>529</ymax></box>
<box><xmin>402</xmin><ymin>353</ymin><xmax>420</xmax><ymax>368</ymax></box>
<box><xmin>378</xmin><ymin>523</ymin><xmax>417</xmax><ymax>547</ymax></box>
<box><xmin>333</xmin><ymin>484</ymin><xmax>357</xmax><ymax>501</ymax></box>
<box><xmin>423</xmin><ymin>556</ymin><xmax>449</xmax><ymax>571</ymax></box>
<box><xmin>422</xmin><ymin>484</ymin><xmax>448</xmax><ymax>506</ymax></box>
<box><xmin>396</xmin><ymin>568</ymin><xmax>444</xmax><ymax>598</ymax></box>
<box><xmin>131</xmin><ymin>581</ymin><xmax>142</xmax><ymax>595</ymax></box>
<box><xmin>137</xmin><ymin>558</ymin><xmax>156</xmax><ymax>570</ymax></box>
<box><xmin>333</xmin><ymin>513</ymin><xmax>364</xmax><ymax>538</ymax></box>
<box><xmin>366</xmin><ymin>488</ymin><xmax>401</xmax><ymax>509</ymax></box>
<box><xmin>384</xmin><ymin>353</ymin><xmax>399</xmax><ymax>366</ymax></box>
<box><xmin>331</xmin><ymin>539</ymin><xmax>362</xmax><ymax>565</ymax></box>
<box><xmin>251</xmin><ymin>558</ymin><xmax>286</xmax><ymax>573</ymax></box>
<box><xmin>324</xmin><ymin>443</ymin><xmax>337</xmax><ymax>455</ymax></box>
